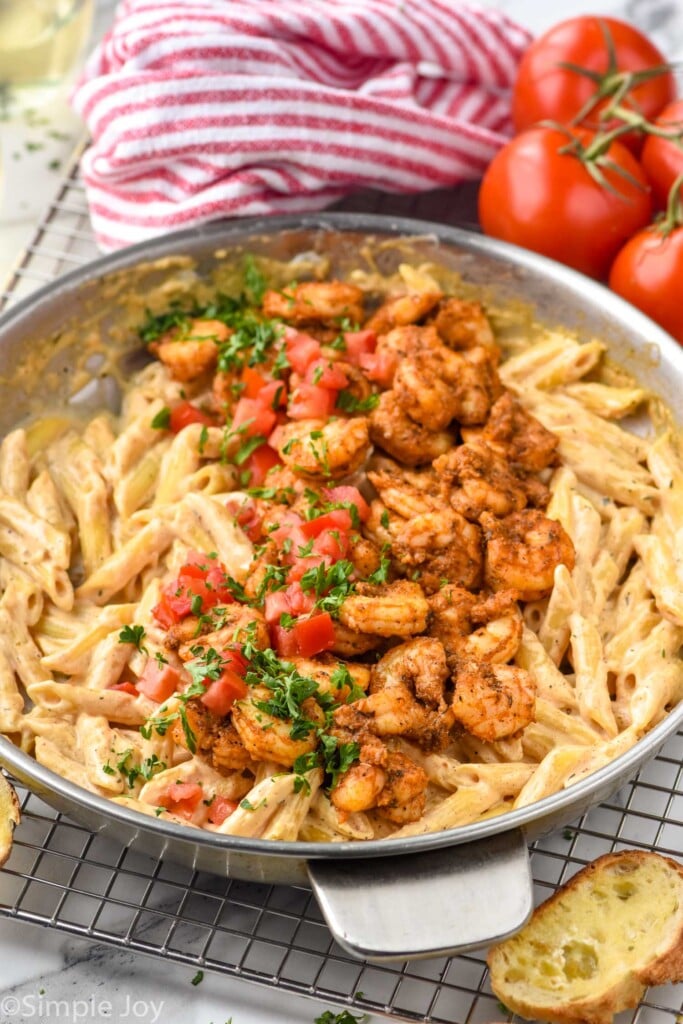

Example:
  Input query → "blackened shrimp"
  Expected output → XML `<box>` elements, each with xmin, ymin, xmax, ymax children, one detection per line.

<box><xmin>365</xmin><ymin>291</ymin><xmax>443</xmax><ymax>335</ymax></box>
<box><xmin>433</xmin><ymin>441</ymin><xmax>531</xmax><ymax>520</ymax></box>
<box><xmin>262</xmin><ymin>282</ymin><xmax>364</xmax><ymax>325</ymax></box>
<box><xmin>355</xmin><ymin>638</ymin><xmax>454</xmax><ymax>750</ymax></box>
<box><xmin>368</xmin><ymin>390</ymin><xmax>455</xmax><ymax>466</ymax></box>
<box><xmin>429</xmin><ymin>298</ymin><xmax>500</xmax><ymax>358</ymax></box>
<box><xmin>482</xmin><ymin>509</ymin><xmax>575</xmax><ymax>601</ymax></box>
<box><xmin>271</xmin><ymin>417</ymin><xmax>371</xmax><ymax>480</ymax></box>
<box><xmin>451</xmin><ymin>660</ymin><xmax>536</xmax><ymax>742</ymax></box>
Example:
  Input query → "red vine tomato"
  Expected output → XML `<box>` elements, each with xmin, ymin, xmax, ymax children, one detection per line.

<box><xmin>640</xmin><ymin>100</ymin><xmax>683</xmax><ymax>209</ymax></box>
<box><xmin>512</xmin><ymin>16</ymin><xmax>675</xmax><ymax>151</ymax></box>
<box><xmin>478</xmin><ymin>126</ymin><xmax>652</xmax><ymax>279</ymax></box>
<box><xmin>609</xmin><ymin>178</ymin><xmax>683</xmax><ymax>344</ymax></box>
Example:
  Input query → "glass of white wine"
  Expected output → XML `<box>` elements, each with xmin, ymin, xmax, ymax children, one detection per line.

<box><xmin>0</xmin><ymin>0</ymin><xmax>94</xmax><ymax>104</ymax></box>
<box><xmin>0</xmin><ymin>1</ymin><xmax>94</xmax><ymax>227</ymax></box>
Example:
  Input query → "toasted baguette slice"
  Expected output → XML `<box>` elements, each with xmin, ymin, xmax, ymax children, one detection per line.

<box><xmin>0</xmin><ymin>773</ymin><xmax>20</xmax><ymax>867</ymax></box>
<box><xmin>487</xmin><ymin>850</ymin><xmax>683</xmax><ymax>1024</ymax></box>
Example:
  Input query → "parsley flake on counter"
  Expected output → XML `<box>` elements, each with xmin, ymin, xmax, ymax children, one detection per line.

<box><xmin>314</xmin><ymin>1010</ymin><xmax>368</xmax><ymax>1024</ymax></box>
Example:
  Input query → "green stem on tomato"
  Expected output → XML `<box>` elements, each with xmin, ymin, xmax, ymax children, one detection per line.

<box><xmin>659</xmin><ymin>173</ymin><xmax>683</xmax><ymax>235</ymax></box>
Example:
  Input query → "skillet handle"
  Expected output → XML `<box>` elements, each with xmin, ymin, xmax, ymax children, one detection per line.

<box><xmin>307</xmin><ymin>829</ymin><xmax>532</xmax><ymax>962</ymax></box>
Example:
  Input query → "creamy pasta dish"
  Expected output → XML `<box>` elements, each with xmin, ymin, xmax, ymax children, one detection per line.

<box><xmin>1</xmin><ymin>252</ymin><xmax>682</xmax><ymax>842</ymax></box>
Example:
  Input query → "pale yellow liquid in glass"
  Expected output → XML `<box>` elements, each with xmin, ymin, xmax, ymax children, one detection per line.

<box><xmin>0</xmin><ymin>0</ymin><xmax>94</xmax><ymax>91</ymax></box>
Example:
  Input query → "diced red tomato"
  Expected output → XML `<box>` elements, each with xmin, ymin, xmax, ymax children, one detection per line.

<box><xmin>305</xmin><ymin>359</ymin><xmax>348</xmax><ymax>390</ymax></box>
<box><xmin>267</xmin><ymin>511</ymin><xmax>303</xmax><ymax>548</ymax></box>
<box><xmin>257</xmin><ymin>379</ymin><xmax>287</xmax><ymax>410</ymax></box>
<box><xmin>208</xmin><ymin>796</ymin><xmax>238</xmax><ymax>826</ymax></box>
<box><xmin>109</xmin><ymin>681</ymin><xmax>138</xmax><ymax>696</ymax></box>
<box><xmin>288</xmin><ymin>383</ymin><xmax>337</xmax><ymax>420</ymax></box>
<box><xmin>359</xmin><ymin>349</ymin><xmax>398</xmax><ymax>387</ymax></box>
<box><xmin>169</xmin><ymin>400</ymin><xmax>215</xmax><ymax>433</ymax></box>
<box><xmin>287</xmin><ymin>553</ymin><xmax>328</xmax><ymax>582</ymax></box>
<box><xmin>324</xmin><ymin>485</ymin><xmax>371</xmax><ymax>522</ymax></box>
<box><xmin>242</xmin><ymin>444</ymin><xmax>282</xmax><ymax>488</ymax></box>
<box><xmin>223</xmin><ymin>648</ymin><xmax>248</xmax><ymax>676</ymax></box>
<box><xmin>313</xmin><ymin>528</ymin><xmax>350</xmax><ymax>562</ymax></box>
<box><xmin>240</xmin><ymin>365</ymin><xmax>268</xmax><ymax>399</ymax></box>
<box><xmin>226</xmin><ymin>496</ymin><xmax>262</xmax><ymax>542</ymax></box>
<box><xmin>232</xmin><ymin>397</ymin><xmax>277</xmax><ymax>438</ymax></box>
<box><xmin>272</xmin><ymin>610</ymin><xmax>336</xmax><ymax>657</ymax></box>
<box><xmin>201</xmin><ymin>668</ymin><xmax>248</xmax><ymax>716</ymax></box>
<box><xmin>151</xmin><ymin>591</ymin><xmax>178</xmax><ymax>629</ymax></box>
<box><xmin>152</xmin><ymin>554</ymin><xmax>236</xmax><ymax>626</ymax></box>
<box><xmin>295</xmin><ymin>613</ymin><xmax>337</xmax><ymax>657</ymax></box>
<box><xmin>284</xmin><ymin>328</ymin><xmax>322</xmax><ymax>374</ymax></box>
<box><xmin>159</xmin><ymin>781</ymin><xmax>204</xmax><ymax>820</ymax></box>
<box><xmin>284</xmin><ymin>582</ymin><xmax>316</xmax><ymax>616</ymax></box>
<box><xmin>299</xmin><ymin>509</ymin><xmax>353</xmax><ymax>538</ymax></box>
<box><xmin>136</xmin><ymin>660</ymin><xmax>182</xmax><ymax>703</ymax></box>
<box><xmin>342</xmin><ymin>329</ymin><xmax>377</xmax><ymax>365</ymax></box>
<box><xmin>270</xmin><ymin>623</ymin><xmax>300</xmax><ymax>658</ymax></box>
<box><xmin>264</xmin><ymin>589</ymin><xmax>293</xmax><ymax>625</ymax></box>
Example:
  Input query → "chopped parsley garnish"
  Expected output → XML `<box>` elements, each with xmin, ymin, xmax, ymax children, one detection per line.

<box><xmin>367</xmin><ymin>555</ymin><xmax>391</xmax><ymax>585</ymax></box>
<box><xmin>140</xmin><ymin>679</ymin><xmax>206</xmax><ymax>753</ymax></box>
<box><xmin>190</xmin><ymin>970</ymin><xmax>204</xmax><ymax>987</ymax></box>
<box><xmin>138</xmin><ymin>303</ymin><xmax>194</xmax><ymax>344</ymax></box>
<box><xmin>243</xmin><ymin>253</ymin><xmax>267</xmax><ymax>305</ymax></box>
<box><xmin>103</xmin><ymin>750</ymin><xmax>166</xmax><ymax>789</ymax></box>
<box><xmin>151</xmin><ymin>406</ymin><xmax>171</xmax><ymax>429</ymax></box>
<box><xmin>118</xmin><ymin>624</ymin><xmax>147</xmax><ymax>653</ymax></box>
<box><xmin>336</xmin><ymin>390</ymin><xmax>379</xmax><ymax>413</ymax></box>
<box><xmin>299</xmin><ymin>559</ymin><xmax>356</xmax><ymax>617</ymax></box>
<box><xmin>234</xmin><ymin>433</ymin><xmax>267</xmax><ymax>465</ymax></box>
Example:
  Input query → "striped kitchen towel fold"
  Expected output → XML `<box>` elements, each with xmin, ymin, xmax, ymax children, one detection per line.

<box><xmin>72</xmin><ymin>0</ymin><xmax>531</xmax><ymax>251</ymax></box>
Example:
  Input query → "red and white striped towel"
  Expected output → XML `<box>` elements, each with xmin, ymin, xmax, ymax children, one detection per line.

<box><xmin>72</xmin><ymin>0</ymin><xmax>531</xmax><ymax>251</ymax></box>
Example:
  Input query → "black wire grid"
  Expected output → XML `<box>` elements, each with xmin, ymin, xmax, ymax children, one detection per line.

<box><xmin>0</xmin><ymin>156</ymin><xmax>682</xmax><ymax>1023</ymax></box>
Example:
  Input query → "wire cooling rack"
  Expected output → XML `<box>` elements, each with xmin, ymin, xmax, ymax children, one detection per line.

<box><xmin>0</xmin><ymin>155</ymin><xmax>682</xmax><ymax>1024</ymax></box>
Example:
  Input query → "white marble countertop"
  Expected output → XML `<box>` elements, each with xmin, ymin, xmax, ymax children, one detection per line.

<box><xmin>1</xmin><ymin>1</ymin><xmax>682</xmax><ymax>1022</ymax></box>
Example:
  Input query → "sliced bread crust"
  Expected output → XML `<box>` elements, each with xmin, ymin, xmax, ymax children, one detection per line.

<box><xmin>487</xmin><ymin>850</ymin><xmax>683</xmax><ymax>1024</ymax></box>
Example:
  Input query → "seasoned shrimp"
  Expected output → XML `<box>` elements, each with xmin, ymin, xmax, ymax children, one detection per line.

<box><xmin>338</xmin><ymin>580</ymin><xmax>430</xmax><ymax>637</ymax></box>
<box><xmin>369</xmin><ymin>637</ymin><xmax>449</xmax><ymax>708</ymax></box>
<box><xmin>428</xmin><ymin>585</ymin><xmax>522</xmax><ymax>665</ymax></box>
<box><xmin>370</xmin><ymin>324</ymin><xmax>442</xmax><ymax>387</ymax></box>
<box><xmin>151</xmin><ymin>318</ymin><xmax>229</xmax><ymax>382</ymax></box>
<box><xmin>331</xmin><ymin>622</ymin><xmax>383</xmax><ymax>656</ymax></box>
<box><xmin>331</xmin><ymin>762</ymin><xmax>386</xmax><ymax>814</ymax></box>
<box><xmin>375</xmin><ymin>750</ymin><xmax>429</xmax><ymax>824</ymax></box>
<box><xmin>365</xmin><ymin>291</ymin><xmax>443</xmax><ymax>335</ymax></box>
<box><xmin>171</xmin><ymin>699</ymin><xmax>253</xmax><ymax>773</ymax></box>
<box><xmin>367</xmin><ymin>459</ymin><xmax>444</xmax><ymax>518</ymax></box>
<box><xmin>231</xmin><ymin>686</ymin><xmax>324</xmax><ymax>767</ymax></box>
<box><xmin>348</xmin><ymin>536</ymin><xmax>383</xmax><ymax>579</ymax></box>
<box><xmin>394</xmin><ymin>344</ymin><xmax>501</xmax><ymax>430</ymax></box>
<box><xmin>429</xmin><ymin>298</ymin><xmax>500</xmax><ymax>358</ymax></box>
<box><xmin>451</xmin><ymin>660</ymin><xmax>536</xmax><ymax>741</ymax></box>
<box><xmin>357</xmin><ymin>638</ymin><xmax>454</xmax><ymax>749</ymax></box>
<box><xmin>288</xmin><ymin>655</ymin><xmax>370</xmax><ymax>701</ymax></box>
<box><xmin>392</xmin><ymin>509</ymin><xmax>483</xmax><ymax>593</ymax></box>
<box><xmin>477</xmin><ymin>391</ymin><xmax>559</xmax><ymax>472</ymax></box>
<box><xmin>262</xmin><ymin>282</ymin><xmax>364</xmax><ymax>325</ymax></box>
<box><xmin>434</xmin><ymin>442</ymin><xmax>531</xmax><ymax>520</ymax></box>
<box><xmin>368</xmin><ymin>390</ymin><xmax>455</xmax><ymax>466</ymax></box>
<box><xmin>271</xmin><ymin>417</ymin><xmax>370</xmax><ymax>480</ymax></box>
<box><xmin>482</xmin><ymin>509</ymin><xmax>575</xmax><ymax>601</ymax></box>
<box><xmin>166</xmin><ymin>606</ymin><xmax>269</xmax><ymax>655</ymax></box>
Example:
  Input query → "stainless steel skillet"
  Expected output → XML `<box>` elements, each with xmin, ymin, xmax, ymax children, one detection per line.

<box><xmin>0</xmin><ymin>213</ymin><xmax>681</xmax><ymax>962</ymax></box>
